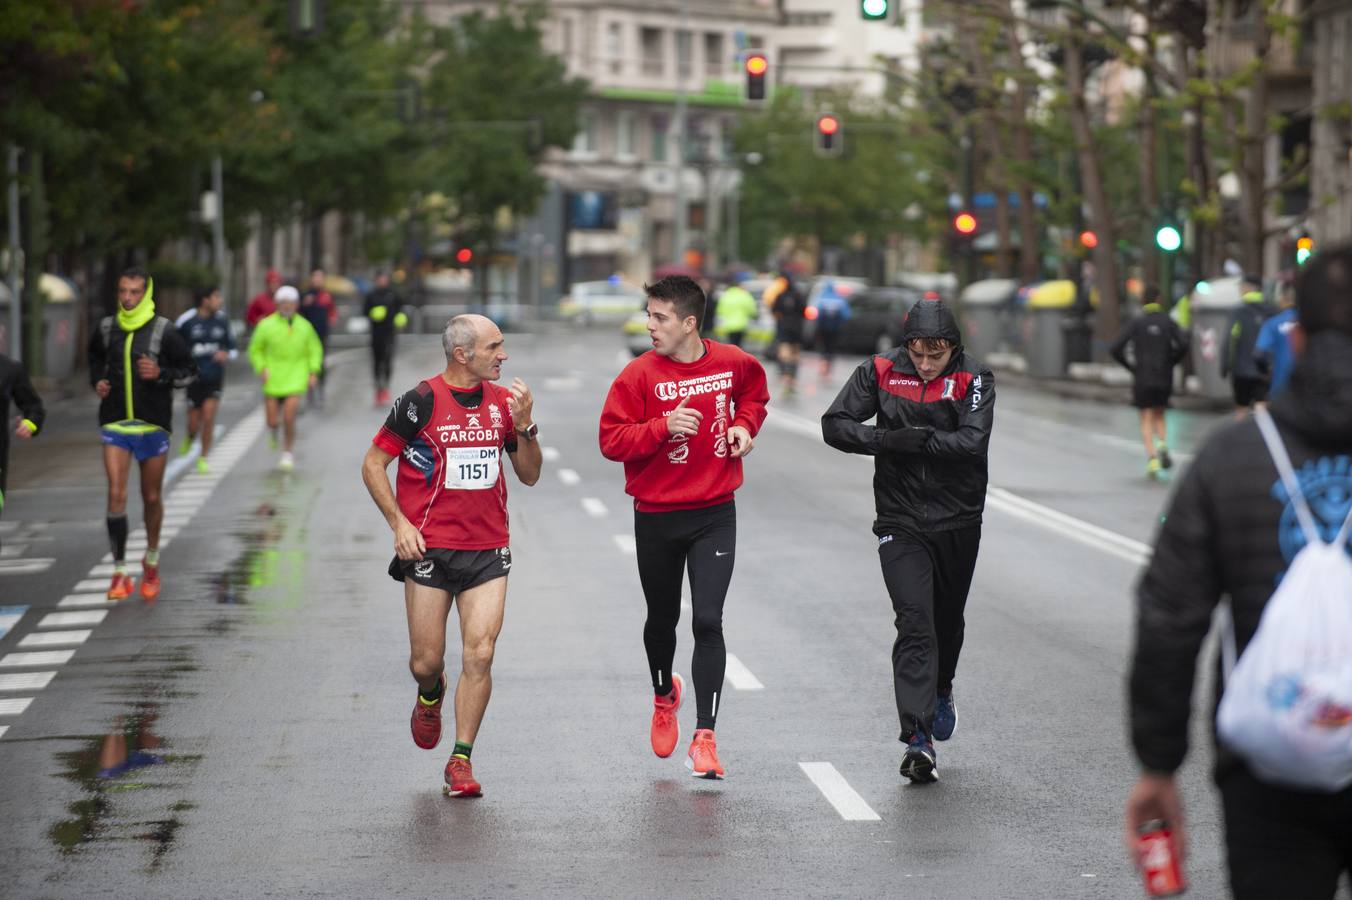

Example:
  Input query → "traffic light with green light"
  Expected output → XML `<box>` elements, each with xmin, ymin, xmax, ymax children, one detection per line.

<box><xmin>1155</xmin><ymin>223</ymin><xmax>1182</xmax><ymax>253</ymax></box>
<box><xmin>861</xmin><ymin>0</ymin><xmax>889</xmax><ymax>20</ymax></box>
<box><xmin>1296</xmin><ymin>235</ymin><xmax>1314</xmax><ymax>265</ymax></box>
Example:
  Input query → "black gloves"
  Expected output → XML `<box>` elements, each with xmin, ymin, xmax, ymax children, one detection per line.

<box><xmin>880</xmin><ymin>426</ymin><xmax>933</xmax><ymax>454</ymax></box>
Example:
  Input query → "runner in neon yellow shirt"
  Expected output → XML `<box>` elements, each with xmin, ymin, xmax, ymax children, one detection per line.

<box><xmin>249</xmin><ymin>286</ymin><xmax>323</xmax><ymax>470</ymax></box>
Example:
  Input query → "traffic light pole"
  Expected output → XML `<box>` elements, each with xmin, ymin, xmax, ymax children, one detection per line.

<box><xmin>672</xmin><ymin>0</ymin><xmax>689</xmax><ymax>266</ymax></box>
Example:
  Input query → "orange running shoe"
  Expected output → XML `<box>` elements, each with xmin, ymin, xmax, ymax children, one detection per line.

<box><xmin>650</xmin><ymin>672</ymin><xmax>684</xmax><ymax>758</ymax></box>
<box><xmin>686</xmin><ymin>728</ymin><xmax>725</xmax><ymax>780</ymax></box>
<box><xmin>443</xmin><ymin>756</ymin><xmax>482</xmax><ymax>798</ymax></box>
<box><xmin>140</xmin><ymin>561</ymin><xmax>161</xmax><ymax>601</ymax></box>
<box><xmin>410</xmin><ymin>674</ymin><xmax>446</xmax><ymax>750</ymax></box>
<box><xmin>107</xmin><ymin>572</ymin><xmax>135</xmax><ymax>601</ymax></box>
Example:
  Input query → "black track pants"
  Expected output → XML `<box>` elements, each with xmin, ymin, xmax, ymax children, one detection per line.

<box><xmin>634</xmin><ymin>500</ymin><xmax>736</xmax><ymax>732</ymax></box>
<box><xmin>372</xmin><ymin>337</ymin><xmax>394</xmax><ymax>389</ymax></box>
<box><xmin>1221</xmin><ymin>767</ymin><xmax>1352</xmax><ymax>899</ymax></box>
<box><xmin>878</xmin><ymin>526</ymin><xmax>981</xmax><ymax>741</ymax></box>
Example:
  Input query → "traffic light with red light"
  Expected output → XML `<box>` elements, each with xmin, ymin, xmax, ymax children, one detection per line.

<box><xmin>455</xmin><ymin>247</ymin><xmax>474</xmax><ymax>265</ymax></box>
<box><xmin>953</xmin><ymin>212</ymin><xmax>977</xmax><ymax>236</ymax></box>
<box><xmin>744</xmin><ymin>53</ymin><xmax>768</xmax><ymax>103</ymax></box>
<box><xmin>815</xmin><ymin>114</ymin><xmax>842</xmax><ymax>157</ymax></box>
<box><xmin>1079</xmin><ymin>230</ymin><xmax>1098</xmax><ymax>250</ymax></box>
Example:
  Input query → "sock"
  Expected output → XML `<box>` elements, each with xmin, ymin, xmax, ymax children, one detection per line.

<box><xmin>418</xmin><ymin>677</ymin><xmax>444</xmax><ymax>705</ymax></box>
<box><xmin>452</xmin><ymin>741</ymin><xmax>473</xmax><ymax>760</ymax></box>
<box><xmin>145</xmin><ymin>548</ymin><xmax>160</xmax><ymax>567</ymax></box>
<box><xmin>107</xmin><ymin>514</ymin><xmax>128</xmax><ymax>564</ymax></box>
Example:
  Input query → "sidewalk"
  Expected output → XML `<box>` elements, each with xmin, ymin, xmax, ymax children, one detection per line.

<box><xmin>985</xmin><ymin>355</ymin><xmax>1230</xmax><ymax>413</ymax></box>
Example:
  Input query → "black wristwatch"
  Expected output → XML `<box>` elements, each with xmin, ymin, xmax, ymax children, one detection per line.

<box><xmin>518</xmin><ymin>422</ymin><xmax>539</xmax><ymax>441</ymax></box>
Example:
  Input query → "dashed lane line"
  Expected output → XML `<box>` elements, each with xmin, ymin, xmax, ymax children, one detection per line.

<box><xmin>799</xmin><ymin>762</ymin><xmax>881</xmax><ymax>822</ymax></box>
<box><xmin>542</xmin><ymin>446</ymin><xmax>561</xmax><ymax>463</ymax></box>
<box><xmin>559</xmin><ymin>468</ymin><xmax>581</xmax><ymax>486</ymax></box>
<box><xmin>19</xmin><ymin>630</ymin><xmax>91</xmax><ymax>648</ymax></box>
<box><xmin>39</xmin><ymin>610</ymin><xmax>108</xmax><ymax>630</ymax></box>
<box><xmin>581</xmin><ymin>497</ymin><xmax>608</xmax><ymax>518</ymax></box>
<box><xmin>724</xmin><ymin>654</ymin><xmax>765</xmax><ymax>691</ymax></box>
<box><xmin>612</xmin><ymin>534</ymin><xmax>636</xmax><ymax>555</ymax></box>
<box><xmin>0</xmin><ymin>650</ymin><xmax>76</xmax><ymax>668</ymax></box>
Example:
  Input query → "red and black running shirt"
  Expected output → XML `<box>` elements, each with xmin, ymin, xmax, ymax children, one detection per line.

<box><xmin>373</xmin><ymin>376</ymin><xmax>518</xmax><ymax>550</ymax></box>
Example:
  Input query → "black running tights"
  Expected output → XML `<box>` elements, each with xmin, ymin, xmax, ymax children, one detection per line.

<box><xmin>634</xmin><ymin>501</ymin><xmax>736</xmax><ymax>732</ymax></box>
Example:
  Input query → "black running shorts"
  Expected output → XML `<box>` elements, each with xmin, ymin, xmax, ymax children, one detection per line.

<box><xmin>389</xmin><ymin>547</ymin><xmax>511</xmax><ymax>595</ymax></box>
<box><xmin>1232</xmin><ymin>376</ymin><xmax>1269</xmax><ymax>408</ymax></box>
<box><xmin>187</xmin><ymin>376</ymin><xmax>224</xmax><ymax>408</ymax></box>
<box><xmin>1132</xmin><ymin>384</ymin><xmax>1172</xmax><ymax>409</ymax></box>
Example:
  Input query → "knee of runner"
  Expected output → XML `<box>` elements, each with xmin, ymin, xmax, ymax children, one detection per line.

<box><xmin>408</xmin><ymin>653</ymin><xmax>444</xmax><ymax>682</ymax></box>
<box><xmin>462</xmin><ymin>637</ymin><xmax>496</xmax><ymax>674</ymax></box>
<box><xmin>690</xmin><ymin>609</ymin><xmax>724</xmax><ymax>642</ymax></box>
<box><xmin>142</xmin><ymin>485</ymin><xmax>162</xmax><ymax>507</ymax></box>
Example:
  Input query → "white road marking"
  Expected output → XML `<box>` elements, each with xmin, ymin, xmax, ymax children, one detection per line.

<box><xmin>542</xmin><ymin>446</ymin><xmax>561</xmax><ymax>462</ymax></box>
<box><xmin>59</xmin><ymin>594</ymin><xmax>115</xmax><ymax>608</ymax></box>
<box><xmin>799</xmin><ymin>762</ymin><xmax>881</xmax><ymax>821</ymax></box>
<box><xmin>71</xmin><ymin>579</ymin><xmax>112</xmax><ymax>594</ymax></box>
<box><xmin>19</xmin><ymin>630</ymin><xmax>91</xmax><ymax>648</ymax></box>
<box><xmin>612</xmin><ymin>534</ymin><xmax>636</xmax><ymax>555</ymax></box>
<box><xmin>581</xmin><ymin>497</ymin><xmax>608</xmax><ymax>518</ymax></box>
<box><xmin>559</xmin><ymin>468</ymin><xmax>581</xmax><ymax>486</ymax></box>
<box><xmin>86</xmin><ymin>564</ymin><xmax>120</xmax><ymax>578</ymax></box>
<box><xmin>39</xmin><ymin>610</ymin><xmax>108</xmax><ymax>628</ymax></box>
<box><xmin>543</xmin><ymin>376</ymin><xmax>582</xmax><ymax>391</ymax></box>
<box><xmin>985</xmin><ymin>487</ymin><xmax>1152</xmax><ymax>567</ymax></box>
<box><xmin>0</xmin><ymin>559</ymin><xmax>55</xmax><ymax>575</ymax></box>
<box><xmin>724</xmin><ymin>654</ymin><xmax>764</xmax><ymax>690</ymax></box>
<box><xmin>764</xmin><ymin>408</ymin><xmax>824</xmax><ymax>439</ymax></box>
<box><xmin>0</xmin><ymin>698</ymin><xmax>31</xmax><ymax>715</ymax></box>
<box><xmin>0</xmin><ymin>671</ymin><xmax>57</xmax><ymax>691</ymax></box>
<box><xmin>0</xmin><ymin>725</ymin><xmax>7</xmax><ymax>738</ymax></box>
<box><xmin>0</xmin><ymin>650</ymin><xmax>75</xmax><ymax>668</ymax></box>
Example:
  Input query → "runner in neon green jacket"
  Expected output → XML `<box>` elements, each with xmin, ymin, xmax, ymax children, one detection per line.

<box><xmin>248</xmin><ymin>286</ymin><xmax>323</xmax><ymax>469</ymax></box>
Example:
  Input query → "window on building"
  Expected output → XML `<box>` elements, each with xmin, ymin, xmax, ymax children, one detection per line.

<box><xmin>561</xmin><ymin>18</ymin><xmax>574</xmax><ymax>58</ymax></box>
<box><xmin>641</xmin><ymin>27</ymin><xmax>664</xmax><ymax>77</ymax></box>
<box><xmin>573</xmin><ymin>110</ymin><xmax>597</xmax><ymax>155</ymax></box>
<box><xmin>606</xmin><ymin>22</ymin><xmax>623</xmax><ymax>75</ymax></box>
<box><xmin>746</xmin><ymin>34</ymin><xmax>764</xmax><ymax>50</ymax></box>
<box><xmin>704</xmin><ymin>33</ymin><xmax>724</xmax><ymax>77</ymax></box>
<box><xmin>651</xmin><ymin>114</ymin><xmax>669</xmax><ymax>162</ymax></box>
<box><xmin>617</xmin><ymin>111</ymin><xmax>636</xmax><ymax>159</ymax></box>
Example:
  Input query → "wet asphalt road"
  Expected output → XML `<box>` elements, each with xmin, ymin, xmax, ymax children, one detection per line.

<box><xmin>0</xmin><ymin>327</ymin><xmax>1264</xmax><ymax>898</ymax></box>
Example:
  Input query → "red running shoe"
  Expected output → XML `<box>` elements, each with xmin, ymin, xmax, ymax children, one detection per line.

<box><xmin>410</xmin><ymin>675</ymin><xmax>446</xmax><ymax>749</ymax></box>
<box><xmin>443</xmin><ymin>756</ymin><xmax>482</xmax><ymax>798</ymax></box>
<box><xmin>140</xmin><ymin>561</ymin><xmax>161</xmax><ymax>601</ymax></box>
<box><xmin>686</xmin><ymin>729</ymin><xmax>725</xmax><ymax>780</ymax></box>
<box><xmin>650</xmin><ymin>672</ymin><xmax>684</xmax><ymax>758</ymax></box>
<box><xmin>107</xmin><ymin>572</ymin><xmax>135</xmax><ymax>601</ymax></box>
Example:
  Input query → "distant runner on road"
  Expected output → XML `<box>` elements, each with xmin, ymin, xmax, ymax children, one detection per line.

<box><xmin>0</xmin><ymin>353</ymin><xmax>45</xmax><ymax>555</ymax></box>
<box><xmin>599</xmin><ymin>275</ymin><xmax>769</xmax><ymax>780</ymax></box>
<box><xmin>177</xmin><ymin>285</ymin><xmax>237</xmax><ymax>473</ymax></box>
<box><xmin>361</xmin><ymin>314</ymin><xmax>541</xmax><ymax>799</ymax></box>
<box><xmin>248</xmin><ymin>285</ymin><xmax>322</xmax><ymax>472</ymax></box>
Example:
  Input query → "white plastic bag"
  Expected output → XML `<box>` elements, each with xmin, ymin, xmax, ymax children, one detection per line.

<box><xmin>1216</xmin><ymin>409</ymin><xmax>1352</xmax><ymax>792</ymax></box>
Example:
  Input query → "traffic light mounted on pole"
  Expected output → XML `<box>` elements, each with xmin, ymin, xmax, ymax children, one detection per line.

<box><xmin>814</xmin><ymin>114</ymin><xmax>842</xmax><ymax>157</ymax></box>
<box><xmin>744</xmin><ymin>53</ymin><xmax>768</xmax><ymax>104</ymax></box>
<box><xmin>860</xmin><ymin>0</ymin><xmax>890</xmax><ymax>20</ymax></box>
<box><xmin>1296</xmin><ymin>235</ymin><xmax>1314</xmax><ymax>265</ymax></box>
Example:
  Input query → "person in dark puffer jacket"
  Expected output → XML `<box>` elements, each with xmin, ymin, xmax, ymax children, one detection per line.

<box><xmin>1126</xmin><ymin>245</ymin><xmax>1352</xmax><ymax>900</ymax></box>
<box><xmin>821</xmin><ymin>299</ymin><xmax>995</xmax><ymax>785</ymax></box>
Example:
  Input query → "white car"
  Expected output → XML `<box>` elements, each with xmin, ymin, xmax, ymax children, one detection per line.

<box><xmin>558</xmin><ymin>280</ymin><xmax>647</xmax><ymax>325</ymax></box>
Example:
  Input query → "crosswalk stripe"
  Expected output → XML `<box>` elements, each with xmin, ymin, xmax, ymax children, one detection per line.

<box><xmin>39</xmin><ymin>610</ymin><xmax>107</xmax><ymax>628</ymax></box>
<box><xmin>0</xmin><ymin>650</ymin><xmax>75</xmax><ymax>668</ymax></box>
<box><xmin>19</xmin><ymin>630</ymin><xmax>91</xmax><ymax>648</ymax></box>
<box><xmin>799</xmin><ymin>762</ymin><xmax>881</xmax><ymax>822</ymax></box>
<box><xmin>0</xmin><ymin>698</ymin><xmax>31</xmax><ymax>715</ymax></box>
<box><xmin>0</xmin><ymin>605</ymin><xmax>28</xmax><ymax>640</ymax></box>
<box><xmin>724</xmin><ymin>654</ymin><xmax>764</xmax><ymax>691</ymax></box>
<box><xmin>0</xmin><ymin>671</ymin><xmax>57</xmax><ymax>691</ymax></box>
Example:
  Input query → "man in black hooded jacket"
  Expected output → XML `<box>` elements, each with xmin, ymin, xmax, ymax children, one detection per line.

<box><xmin>821</xmin><ymin>300</ymin><xmax>995</xmax><ymax>783</ymax></box>
<box><xmin>1125</xmin><ymin>246</ymin><xmax>1352</xmax><ymax>899</ymax></box>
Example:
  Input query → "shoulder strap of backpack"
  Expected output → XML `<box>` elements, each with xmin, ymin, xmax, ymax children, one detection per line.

<box><xmin>1254</xmin><ymin>408</ymin><xmax>1322</xmax><ymax>547</ymax></box>
<box><xmin>147</xmin><ymin>317</ymin><xmax>168</xmax><ymax>357</ymax></box>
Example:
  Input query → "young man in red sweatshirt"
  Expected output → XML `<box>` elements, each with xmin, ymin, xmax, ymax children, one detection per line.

<box><xmin>599</xmin><ymin>275</ymin><xmax>769</xmax><ymax>779</ymax></box>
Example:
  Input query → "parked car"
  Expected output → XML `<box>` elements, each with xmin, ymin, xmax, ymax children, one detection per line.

<box><xmin>558</xmin><ymin>280</ymin><xmax>647</xmax><ymax>325</ymax></box>
<box><xmin>832</xmin><ymin>285</ymin><xmax>923</xmax><ymax>355</ymax></box>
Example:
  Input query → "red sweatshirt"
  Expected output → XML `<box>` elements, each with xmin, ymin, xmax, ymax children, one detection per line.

<box><xmin>599</xmin><ymin>339</ymin><xmax>769</xmax><ymax>512</ymax></box>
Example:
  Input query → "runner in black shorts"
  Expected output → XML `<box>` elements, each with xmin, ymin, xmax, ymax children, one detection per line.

<box><xmin>1110</xmin><ymin>287</ymin><xmax>1190</xmax><ymax>480</ymax></box>
<box><xmin>177</xmin><ymin>285</ymin><xmax>236</xmax><ymax>473</ymax></box>
<box><xmin>362</xmin><ymin>314</ymin><xmax>541</xmax><ymax>798</ymax></box>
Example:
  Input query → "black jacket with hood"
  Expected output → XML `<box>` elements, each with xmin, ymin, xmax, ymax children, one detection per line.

<box><xmin>1130</xmin><ymin>330</ymin><xmax>1352</xmax><ymax>781</ymax></box>
<box><xmin>1109</xmin><ymin>305</ymin><xmax>1189</xmax><ymax>389</ymax></box>
<box><xmin>88</xmin><ymin>313</ymin><xmax>196</xmax><ymax>432</ymax></box>
<box><xmin>821</xmin><ymin>300</ymin><xmax>995</xmax><ymax>535</ymax></box>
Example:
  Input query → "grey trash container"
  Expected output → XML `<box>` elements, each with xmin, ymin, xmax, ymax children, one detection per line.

<box><xmin>44</xmin><ymin>299</ymin><xmax>78</xmax><ymax>378</ymax></box>
<box><xmin>1025</xmin><ymin>280</ymin><xmax>1079</xmax><ymax>377</ymax></box>
<box><xmin>1188</xmin><ymin>277</ymin><xmax>1244</xmax><ymax>402</ymax></box>
<box><xmin>960</xmin><ymin>279</ymin><xmax>1018</xmax><ymax>361</ymax></box>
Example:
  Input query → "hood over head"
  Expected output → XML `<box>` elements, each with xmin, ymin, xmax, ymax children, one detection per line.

<box><xmin>900</xmin><ymin>299</ymin><xmax>962</xmax><ymax>348</ymax></box>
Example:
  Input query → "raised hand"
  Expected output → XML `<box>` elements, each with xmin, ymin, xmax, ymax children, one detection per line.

<box><xmin>666</xmin><ymin>395</ymin><xmax>703</xmax><ymax>437</ymax></box>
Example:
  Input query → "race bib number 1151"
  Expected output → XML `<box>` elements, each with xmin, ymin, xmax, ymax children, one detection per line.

<box><xmin>445</xmin><ymin>446</ymin><xmax>501</xmax><ymax>490</ymax></box>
